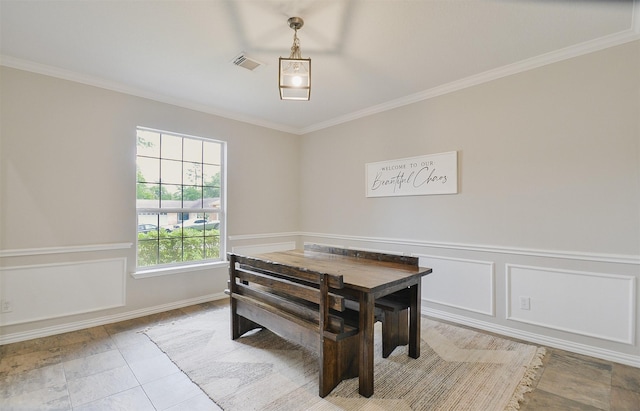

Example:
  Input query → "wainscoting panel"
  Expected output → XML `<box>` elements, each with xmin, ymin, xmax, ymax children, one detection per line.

<box><xmin>0</xmin><ymin>258</ymin><xmax>127</xmax><ymax>326</ymax></box>
<box><xmin>506</xmin><ymin>264</ymin><xmax>636</xmax><ymax>344</ymax></box>
<box><xmin>417</xmin><ymin>254</ymin><xmax>495</xmax><ymax>316</ymax></box>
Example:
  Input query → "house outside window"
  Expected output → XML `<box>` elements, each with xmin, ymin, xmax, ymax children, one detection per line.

<box><xmin>136</xmin><ymin>127</ymin><xmax>225</xmax><ymax>269</ymax></box>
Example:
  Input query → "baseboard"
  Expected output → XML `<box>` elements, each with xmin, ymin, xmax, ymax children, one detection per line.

<box><xmin>0</xmin><ymin>293</ymin><xmax>227</xmax><ymax>345</ymax></box>
<box><xmin>3</xmin><ymin>288</ymin><xmax>637</xmax><ymax>368</ymax></box>
<box><xmin>423</xmin><ymin>306</ymin><xmax>640</xmax><ymax>368</ymax></box>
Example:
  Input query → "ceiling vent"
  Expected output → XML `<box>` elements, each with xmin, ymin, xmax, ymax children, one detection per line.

<box><xmin>231</xmin><ymin>52</ymin><xmax>264</xmax><ymax>71</ymax></box>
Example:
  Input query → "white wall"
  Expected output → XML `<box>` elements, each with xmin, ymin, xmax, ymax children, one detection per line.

<box><xmin>298</xmin><ymin>41</ymin><xmax>640</xmax><ymax>366</ymax></box>
<box><xmin>0</xmin><ymin>66</ymin><xmax>299</xmax><ymax>342</ymax></box>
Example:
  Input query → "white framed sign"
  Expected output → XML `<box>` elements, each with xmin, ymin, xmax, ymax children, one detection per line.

<box><xmin>366</xmin><ymin>151</ymin><xmax>458</xmax><ymax>197</ymax></box>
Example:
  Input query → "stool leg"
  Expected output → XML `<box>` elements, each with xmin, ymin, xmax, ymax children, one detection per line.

<box><xmin>397</xmin><ymin>308</ymin><xmax>409</xmax><ymax>346</ymax></box>
<box><xmin>382</xmin><ymin>308</ymin><xmax>409</xmax><ymax>358</ymax></box>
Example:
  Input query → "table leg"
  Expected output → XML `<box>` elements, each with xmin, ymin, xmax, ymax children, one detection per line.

<box><xmin>358</xmin><ymin>292</ymin><xmax>375</xmax><ymax>397</ymax></box>
<box><xmin>408</xmin><ymin>280</ymin><xmax>422</xmax><ymax>359</ymax></box>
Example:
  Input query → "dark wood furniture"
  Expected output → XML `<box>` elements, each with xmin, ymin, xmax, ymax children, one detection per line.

<box><xmin>246</xmin><ymin>245</ymin><xmax>432</xmax><ymax>397</ymax></box>
<box><xmin>226</xmin><ymin>253</ymin><xmax>360</xmax><ymax>397</ymax></box>
<box><xmin>371</xmin><ymin>287</ymin><xmax>411</xmax><ymax>358</ymax></box>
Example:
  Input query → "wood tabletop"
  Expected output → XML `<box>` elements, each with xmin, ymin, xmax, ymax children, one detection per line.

<box><xmin>252</xmin><ymin>249</ymin><xmax>432</xmax><ymax>294</ymax></box>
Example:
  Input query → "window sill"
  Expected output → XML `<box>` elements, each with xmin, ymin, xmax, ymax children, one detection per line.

<box><xmin>131</xmin><ymin>260</ymin><xmax>229</xmax><ymax>279</ymax></box>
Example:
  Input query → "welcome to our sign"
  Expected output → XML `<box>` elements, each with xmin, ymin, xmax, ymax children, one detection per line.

<box><xmin>365</xmin><ymin>151</ymin><xmax>458</xmax><ymax>197</ymax></box>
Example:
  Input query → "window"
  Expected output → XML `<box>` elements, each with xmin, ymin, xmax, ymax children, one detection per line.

<box><xmin>136</xmin><ymin>127</ymin><xmax>225</xmax><ymax>269</ymax></box>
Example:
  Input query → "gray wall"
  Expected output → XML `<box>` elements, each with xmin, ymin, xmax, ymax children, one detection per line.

<box><xmin>299</xmin><ymin>41</ymin><xmax>640</xmax><ymax>365</ymax></box>
<box><xmin>0</xmin><ymin>66</ymin><xmax>299</xmax><ymax>338</ymax></box>
<box><xmin>1</xmin><ymin>40</ymin><xmax>639</xmax><ymax>366</ymax></box>
<box><xmin>300</xmin><ymin>41</ymin><xmax>639</xmax><ymax>255</ymax></box>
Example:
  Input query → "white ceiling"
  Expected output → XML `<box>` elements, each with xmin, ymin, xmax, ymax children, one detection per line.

<box><xmin>1</xmin><ymin>0</ymin><xmax>639</xmax><ymax>134</ymax></box>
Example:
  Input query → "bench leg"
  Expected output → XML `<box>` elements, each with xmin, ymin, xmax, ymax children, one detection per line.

<box><xmin>382</xmin><ymin>308</ymin><xmax>409</xmax><ymax>358</ymax></box>
<box><xmin>231</xmin><ymin>315</ymin><xmax>262</xmax><ymax>339</ymax></box>
<box><xmin>230</xmin><ymin>300</ymin><xmax>261</xmax><ymax>339</ymax></box>
<box><xmin>319</xmin><ymin>334</ymin><xmax>359</xmax><ymax>397</ymax></box>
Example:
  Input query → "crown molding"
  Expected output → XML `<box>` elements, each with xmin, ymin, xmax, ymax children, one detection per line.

<box><xmin>300</xmin><ymin>27</ymin><xmax>640</xmax><ymax>135</ymax></box>
<box><xmin>2</xmin><ymin>11</ymin><xmax>639</xmax><ymax>137</ymax></box>
<box><xmin>0</xmin><ymin>55</ymin><xmax>300</xmax><ymax>135</ymax></box>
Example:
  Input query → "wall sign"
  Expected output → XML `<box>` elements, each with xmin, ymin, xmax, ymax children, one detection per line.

<box><xmin>366</xmin><ymin>151</ymin><xmax>458</xmax><ymax>197</ymax></box>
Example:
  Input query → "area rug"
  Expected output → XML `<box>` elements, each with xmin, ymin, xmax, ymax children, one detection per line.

<box><xmin>144</xmin><ymin>306</ymin><xmax>545</xmax><ymax>410</ymax></box>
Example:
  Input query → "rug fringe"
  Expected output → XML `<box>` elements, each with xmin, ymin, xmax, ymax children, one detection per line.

<box><xmin>505</xmin><ymin>347</ymin><xmax>546</xmax><ymax>411</ymax></box>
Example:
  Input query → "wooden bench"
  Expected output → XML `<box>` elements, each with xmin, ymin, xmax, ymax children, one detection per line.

<box><xmin>226</xmin><ymin>252</ymin><xmax>360</xmax><ymax>397</ymax></box>
<box><xmin>375</xmin><ymin>288</ymin><xmax>410</xmax><ymax>358</ymax></box>
<box><xmin>304</xmin><ymin>244</ymin><xmax>415</xmax><ymax>358</ymax></box>
<box><xmin>342</xmin><ymin>295</ymin><xmax>409</xmax><ymax>358</ymax></box>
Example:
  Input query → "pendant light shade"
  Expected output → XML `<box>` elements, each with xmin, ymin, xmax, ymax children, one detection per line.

<box><xmin>279</xmin><ymin>17</ymin><xmax>311</xmax><ymax>101</ymax></box>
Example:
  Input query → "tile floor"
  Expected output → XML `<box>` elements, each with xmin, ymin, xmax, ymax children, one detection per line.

<box><xmin>1</xmin><ymin>303</ymin><xmax>224</xmax><ymax>411</ymax></box>
<box><xmin>1</xmin><ymin>300</ymin><xmax>639</xmax><ymax>410</ymax></box>
<box><xmin>520</xmin><ymin>346</ymin><xmax>640</xmax><ymax>411</ymax></box>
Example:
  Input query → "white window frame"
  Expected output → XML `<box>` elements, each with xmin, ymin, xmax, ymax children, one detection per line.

<box><xmin>134</xmin><ymin>127</ymin><xmax>226</xmax><ymax>277</ymax></box>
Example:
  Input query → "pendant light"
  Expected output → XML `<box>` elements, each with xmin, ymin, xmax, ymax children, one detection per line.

<box><xmin>279</xmin><ymin>17</ymin><xmax>311</xmax><ymax>100</ymax></box>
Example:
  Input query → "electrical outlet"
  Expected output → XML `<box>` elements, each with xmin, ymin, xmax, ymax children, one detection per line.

<box><xmin>1</xmin><ymin>299</ymin><xmax>13</xmax><ymax>313</ymax></box>
<box><xmin>519</xmin><ymin>296</ymin><xmax>530</xmax><ymax>311</ymax></box>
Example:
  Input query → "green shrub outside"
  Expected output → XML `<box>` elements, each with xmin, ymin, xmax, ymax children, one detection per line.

<box><xmin>137</xmin><ymin>228</ymin><xmax>220</xmax><ymax>267</ymax></box>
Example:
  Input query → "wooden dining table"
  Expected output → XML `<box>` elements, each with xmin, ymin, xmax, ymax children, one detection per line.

<box><xmin>249</xmin><ymin>245</ymin><xmax>432</xmax><ymax>397</ymax></box>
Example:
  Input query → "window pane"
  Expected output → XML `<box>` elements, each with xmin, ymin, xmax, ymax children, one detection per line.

<box><xmin>205</xmin><ymin>236</ymin><xmax>220</xmax><ymax>259</ymax></box>
<box><xmin>161</xmin><ymin>159</ymin><xmax>182</xmax><ymax>184</ymax></box>
<box><xmin>203</xmin><ymin>141</ymin><xmax>221</xmax><ymax>165</ymax></box>
<box><xmin>183</xmin><ymin>138</ymin><xmax>202</xmax><ymax>162</ymax></box>
<box><xmin>137</xmin><ymin>212</ymin><xmax>175</xmax><ymax>232</ymax></box>
<box><xmin>138</xmin><ymin>213</ymin><xmax>158</xmax><ymax>232</ymax></box>
<box><xmin>159</xmin><ymin>184</ymin><xmax>181</xmax><ymax>206</ymax></box>
<box><xmin>183</xmin><ymin>162</ymin><xmax>202</xmax><ymax>186</ymax></box>
<box><xmin>136</xmin><ymin>183</ymin><xmax>160</xmax><ymax>207</ymax></box>
<box><xmin>161</xmin><ymin>134</ymin><xmax>182</xmax><ymax>160</ymax></box>
<box><xmin>203</xmin><ymin>198</ymin><xmax>219</xmax><ymax>210</ymax></box>
<box><xmin>202</xmin><ymin>212</ymin><xmax>216</xmax><ymax>221</ymax></box>
<box><xmin>204</xmin><ymin>214</ymin><xmax>220</xmax><ymax>230</ymax></box>
<box><xmin>188</xmin><ymin>199</ymin><xmax>204</xmax><ymax>209</ymax></box>
<box><xmin>182</xmin><ymin>186</ymin><xmax>203</xmax><ymax>205</ymax></box>
<box><xmin>159</xmin><ymin>238</ymin><xmax>183</xmax><ymax>264</ymax></box>
<box><xmin>203</xmin><ymin>186</ymin><xmax>220</xmax><ymax>200</ymax></box>
<box><xmin>137</xmin><ymin>130</ymin><xmax>160</xmax><ymax>157</ymax></box>
<box><xmin>175</xmin><ymin>212</ymin><xmax>216</xmax><ymax>233</ymax></box>
<box><xmin>204</xmin><ymin>229</ymin><xmax>220</xmax><ymax>239</ymax></box>
<box><xmin>181</xmin><ymin>221</ymin><xmax>206</xmax><ymax>235</ymax></box>
<box><xmin>137</xmin><ymin>157</ymin><xmax>160</xmax><ymax>183</ymax></box>
<box><xmin>183</xmin><ymin>237</ymin><xmax>205</xmax><ymax>261</ymax></box>
<box><xmin>137</xmin><ymin>239</ymin><xmax>159</xmax><ymax>267</ymax></box>
<box><xmin>203</xmin><ymin>165</ymin><xmax>220</xmax><ymax>187</ymax></box>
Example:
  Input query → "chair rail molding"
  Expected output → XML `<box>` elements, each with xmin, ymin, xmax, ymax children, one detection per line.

<box><xmin>299</xmin><ymin>232</ymin><xmax>640</xmax><ymax>265</ymax></box>
<box><xmin>0</xmin><ymin>242</ymin><xmax>133</xmax><ymax>258</ymax></box>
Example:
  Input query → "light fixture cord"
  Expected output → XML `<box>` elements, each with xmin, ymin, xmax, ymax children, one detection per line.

<box><xmin>290</xmin><ymin>29</ymin><xmax>302</xmax><ymax>59</ymax></box>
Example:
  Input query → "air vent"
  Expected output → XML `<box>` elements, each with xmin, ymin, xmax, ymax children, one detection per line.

<box><xmin>231</xmin><ymin>52</ymin><xmax>264</xmax><ymax>71</ymax></box>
